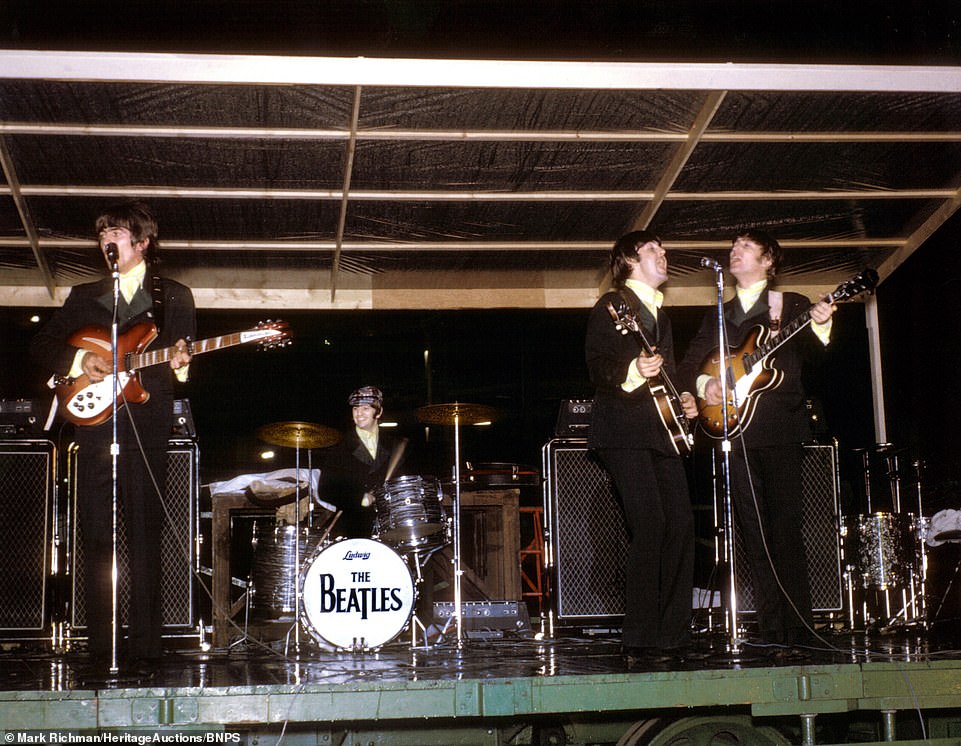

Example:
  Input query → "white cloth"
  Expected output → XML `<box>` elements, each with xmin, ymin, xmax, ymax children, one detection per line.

<box><xmin>927</xmin><ymin>509</ymin><xmax>961</xmax><ymax>546</ymax></box>
<box><xmin>208</xmin><ymin>468</ymin><xmax>336</xmax><ymax>512</ymax></box>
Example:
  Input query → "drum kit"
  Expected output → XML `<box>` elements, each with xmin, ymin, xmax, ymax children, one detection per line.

<box><xmin>245</xmin><ymin>402</ymin><xmax>498</xmax><ymax>654</ymax></box>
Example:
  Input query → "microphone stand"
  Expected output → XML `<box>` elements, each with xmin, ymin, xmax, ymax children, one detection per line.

<box><xmin>108</xmin><ymin>252</ymin><xmax>122</xmax><ymax>677</ymax></box>
<box><xmin>708</xmin><ymin>264</ymin><xmax>741</xmax><ymax>653</ymax></box>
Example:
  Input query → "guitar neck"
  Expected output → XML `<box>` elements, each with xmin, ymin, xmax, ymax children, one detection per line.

<box><xmin>744</xmin><ymin>287</ymin><xmax>841</xmax><ymax>367</ymax></box>
<box><xmin>130</xmin><ymin>332</ymin><xmax>248</xmax><ymax>370</ymax></box>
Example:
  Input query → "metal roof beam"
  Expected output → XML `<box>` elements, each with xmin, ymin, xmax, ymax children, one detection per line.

<box><xmin>1</xmin><ymin>51</ymin><xmax>958</xmax><ymax>93</ymax></box>
<box><xmin>2</xmin><ymin>186</ymin><xmax>955</xmax><ymax>201</ymax></box>
<box><xmin>0</xmin><ymin>136</ymin><xmax>56</xmax><ymax>297</ymax></box>
<box><xmin>5</xmin><ymin>122</ymin><xmax>961</xmax><ymax>143</ymax></box>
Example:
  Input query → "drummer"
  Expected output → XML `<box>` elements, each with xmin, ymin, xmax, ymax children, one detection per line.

<box><xmin>319</xmin><ymin>386</ymin><xmax>410</xmax><ymax>539</ymax></box>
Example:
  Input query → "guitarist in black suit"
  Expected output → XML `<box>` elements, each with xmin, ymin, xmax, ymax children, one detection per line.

<box><xmin>585</xmin><ymin>230</ymin><xmax>699</xmax><ymax>665</ymax></box>
<box><xmin>30</xmin><ymin>201</ymin><xmax>195</xmax><ymax>676</ymax></box>
<box><xmin>678</xmin><ymin>229</ymin><xmax>835</xmax><ymax>654</ymax></box>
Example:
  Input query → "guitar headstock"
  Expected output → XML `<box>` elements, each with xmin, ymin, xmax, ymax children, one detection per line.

<box><xmin>605</xmin><ymin>301</ymin><xmax>640</xmax><ymax>336</ymax></box>
<box><xmin>249</xmin><ymin>319</ymin><xmax>292</xmax><ymax>349</ymax></box>
<box><xmin>830</xmin><ymin>268</ymin><xmax>879</xmax><ymax>303</ymax></box>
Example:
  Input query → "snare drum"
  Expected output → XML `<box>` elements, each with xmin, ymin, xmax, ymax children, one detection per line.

<box><xmin>372</xmin><ymin>475</ymin><xmax>448</xmax><ymax>552</ymax></box>
<box><xmin>842</xmin><ymin>512</ymin><xmax>917</xmax><ymax>590</ymax></box>
<box><xmin>300</xmin><ymin>538</ymin><xmax>415</xmax><ymax>651</ymax></box>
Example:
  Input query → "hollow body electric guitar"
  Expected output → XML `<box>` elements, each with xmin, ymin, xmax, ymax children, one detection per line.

<box><xmin>55</xmin><ymin>320</ymin><xmax>291</xmax><ymax>426</ymax></box>
<box><xmin>696</xmin><ymin>269</ymin><xmax>878</xmax><ymax>439</ymax></box>
<box><xmin>606</xmin><ymin>301</ymin><xmax>694</xmax><ymax>456</ymax></box>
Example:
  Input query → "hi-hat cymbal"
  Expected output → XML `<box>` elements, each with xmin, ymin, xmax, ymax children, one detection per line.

<box><xmin>257</xmin><ymin>421</ymin><xmax>341</xmax><ymax>449</ymax></box>
<box><xmin>416</xmin><ymin>402</ymin><xmax>500</xmax><ymax>426</ymax></box>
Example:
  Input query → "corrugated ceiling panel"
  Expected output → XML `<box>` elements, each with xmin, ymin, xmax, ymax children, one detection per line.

<box><xmin>351</xmin><ymin>140</ymin><xmax>673</xmax><ymax>191</ymax></box>
<box><xmin>0</xmin><ymin>81</ymin><xmax>357</xmax><ymax>128</ymax></box>
<box><xmin>358</xmin><ymin>88</ymin><xmax>707</xmax><ymax>131</ymax></box>
<box><xmin>343</xmin><ymin>201</ymin><xmax>638</xmax><ymax>242</ymax></box>
<box><xmin>5</xmin><ymin>135</ymin><xmax>348</xmax><ymax>188</ymax></box>
<box><xmin>714</xmin><ymin>91</ymin><xmax>961</xmax><ymax>132</ymax></box>
<box><xmin>676</xmin><ymin>141</ymin><xmax>961</xmax><ymax>191</ymax></box>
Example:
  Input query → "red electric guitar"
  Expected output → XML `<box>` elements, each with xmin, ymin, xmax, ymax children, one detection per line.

<box><xmin>54</xmin><ymin>320</ymin><xmax>290</xmax><ymax>426</ymax></box>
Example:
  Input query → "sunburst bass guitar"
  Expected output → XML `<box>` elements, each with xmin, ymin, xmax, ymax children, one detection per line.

<box><xmin>606</xmin><ymin>301</ymin><xmax>694</xmax><ymax>456</ymax></box>
<box><xmin>696</xmin><ymin>269</ymin><xmax>877</xmax><ymax>439</ymax></box>
<box><xmin>54</xmin><ymin>320</ymin><xmax>291</xmax><ymax>426</ymax></box>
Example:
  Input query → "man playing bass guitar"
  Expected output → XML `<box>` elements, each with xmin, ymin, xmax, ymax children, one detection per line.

<box><xmin>585</xmin><ymin>230</ymin><xmax>700</xmax><ymax>666</ymax></box>
<box><xmin>678</xmin><ymin>229</ymin><xmax>836</xmax><ymax>656</ymax></box>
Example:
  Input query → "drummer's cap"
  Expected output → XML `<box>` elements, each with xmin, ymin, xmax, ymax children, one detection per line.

<box><xmin>348</xmin><ymin>386</ymin><xmax>383</xmax><ymax>414</ymax></box>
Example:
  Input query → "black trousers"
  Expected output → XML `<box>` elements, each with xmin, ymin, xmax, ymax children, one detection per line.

<box><xmin>728</xmin><ymin>442</ymin><xmax>813</xmax><ymax>643</ymax></box>
<box><xmin>596</xmin><ymin>447</ymin><xmax>694</xmax><ymax>650</ymax></box>
<box><xmin>75</xmin><ymin>398</ymin><xmax>169</xmax><ymax>661</ymax></box>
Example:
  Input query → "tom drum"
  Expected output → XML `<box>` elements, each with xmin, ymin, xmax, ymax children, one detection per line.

<box><xmin>372</xmin><ymin>475</ymin><xmax>448</xmax><ymax>552</ymax></box>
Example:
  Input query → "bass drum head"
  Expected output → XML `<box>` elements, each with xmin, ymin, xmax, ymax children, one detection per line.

<box><xmin>300</xmin><ymin>538</ymin><xmax>415</xmax><ymax>651</ymax></box>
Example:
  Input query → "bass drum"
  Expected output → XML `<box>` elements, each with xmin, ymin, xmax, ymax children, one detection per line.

<box><xmin>300</xmin><ymin>538</ymin><xmax>415</xmax><ymax>651</ymax></box>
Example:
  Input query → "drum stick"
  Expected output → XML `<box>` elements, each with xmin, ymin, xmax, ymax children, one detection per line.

<box><xmin>384</xmin><ymin>437</ymin><xmax>409</xmax><ymax>483</ymax></box>
<box><xmin>362</xmin><ymin>438</ymin><xmax>409</xmax><ymax>507</ymax></box>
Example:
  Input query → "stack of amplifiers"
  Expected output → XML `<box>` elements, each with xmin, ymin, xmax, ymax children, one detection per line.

<box><xmin>67</xmin><ymin>438</ymin><xmax>201</xmax><ymax>639</ymax></box>
<box><xmin>0</xmin><ymin>439</ymin><xmax>57</xmax><ymax>640</ymax></box>
<box><xmin>542</xmin><ymin>438</ymin><xmax>843</xmax><ymax>626</ymax></box>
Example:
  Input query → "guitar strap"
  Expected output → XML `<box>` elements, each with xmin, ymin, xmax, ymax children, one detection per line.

<box><xmin>616</xmin><ymin>288</ymin><xmax>658</xmax><ymax>344</ymax></box>
<box><xmin>767</xmin><ymin>289</ymin><xmax>783</xmax><ymax>334</ymax></box>
<box><xmin>150</xmin><ymin>274</ymin><xmax>166</xmax><ymax>335</ymax></box>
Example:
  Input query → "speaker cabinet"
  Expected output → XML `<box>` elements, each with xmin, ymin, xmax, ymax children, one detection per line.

<box><xmin>543</xmin><ymin>438</ymin><xmax>628</xmax><ymax>624</ymax></box>
<box><xmin>69</xmin><ymin>439</ymin><xmax>200</xmax><ymax>636</ymax></box>
<box><xmin>733</xmin><ymin>443</ymin><xmax>844</xmax><ymax>614</ymax></box>
<box><xmin>0</xmin><ymin>439</ymin><xmax>56</xmax><ymax>637</ymax></box>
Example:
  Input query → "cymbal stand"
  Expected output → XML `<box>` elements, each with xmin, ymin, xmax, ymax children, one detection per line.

<box><xmin>707</xmin><ymin>262</ymin><xmax>742</xmax><ymax>652</ymax></box>
<box><xmin>451</xmin><ymin>413</ymin><xmax>465</xmax><ymax>645</ymax></box>
<box><xmin>291</xmin><ymin>444</ymin><xmax>306</xmax><ymax>657</ymax></box>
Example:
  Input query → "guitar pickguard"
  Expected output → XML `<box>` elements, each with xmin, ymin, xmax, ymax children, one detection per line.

<box><xmin>64</xmin><ymin>372</ymin><xmax>136</xmax><ymax>423</ymax></box>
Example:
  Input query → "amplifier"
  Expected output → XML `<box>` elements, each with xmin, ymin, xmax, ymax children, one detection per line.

<box><xmin>734</xmin><ymin>443</ymin><xmax>844</xmax><ymax>613</ymax></box>
<box><xmin>69</xmin><ymin>439</ymin><xmax>201</xmax><ymax>637</ymax></box>
<box><xmin>542</xmin><ymin>438</ymin><xmax>627</xmax><ymax>624</ymax></box>
<box><xmin>0</xmin><ymin>399</ymin><xmax>43</xmax><ymax>437</ymax></box>
<box><xmin>0</xmin><ymin>439</ymin><xmax>56</xmax><ymax>637</ymax></box>
<box><xmin>554</xmin><ymin>399</ymin><xmax>593</xmax><ymax>437</ymax></box>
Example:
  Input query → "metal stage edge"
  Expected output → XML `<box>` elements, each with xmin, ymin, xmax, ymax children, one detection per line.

<box><xmin>3</xmin><ymin>636</ymin><xmax>961</xmax><ymax>745</ymax></box>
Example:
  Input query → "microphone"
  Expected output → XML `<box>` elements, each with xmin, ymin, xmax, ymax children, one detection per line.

<box><xmin>699</xmin><ymin>256</ymin><xmax>723</xmax><ymax>272</ymax></box>
<box><xmin>104</xmin><ymin>242</ymin><xmax>119</xmax><ymax>264</ymax></box>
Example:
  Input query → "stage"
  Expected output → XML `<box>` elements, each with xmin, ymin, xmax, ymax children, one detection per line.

<box><xmin>3</xmin><ymin>624</ymin><xmax>961</xmax><ymax>745</ymax></box>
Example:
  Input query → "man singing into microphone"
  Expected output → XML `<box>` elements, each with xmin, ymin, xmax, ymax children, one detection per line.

<box><xmin>679</xmin><ymin>228</ymin><xmax>835</xmax><ymax>657</ymax></box>
<box><xmin>31</xmin><ymin>201</ymin><xmax>195</xmax><ymax>678</ymax></box>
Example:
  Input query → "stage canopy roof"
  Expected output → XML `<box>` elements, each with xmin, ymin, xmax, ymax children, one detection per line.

<box><xmin>1</xmin><ymin>51</ymin><xmax>959</xmax><ymax>310</ymax></box>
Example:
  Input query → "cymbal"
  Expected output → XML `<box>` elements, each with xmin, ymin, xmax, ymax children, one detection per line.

<box><xmin>416</xmin><ymin>402</ymin><xmax>500</xmax><ymax>426</ymax></box>
<box><xmin>257</xmin><ymin>421</ymin><xmax>341</xmax><ymax>449</ymax></box>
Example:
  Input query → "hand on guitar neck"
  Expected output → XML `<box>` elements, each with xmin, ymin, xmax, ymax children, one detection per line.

<box><xmin>80</xmin><ymin>338</ymin><xmax>192</xmax><ymax>382</ymax></box>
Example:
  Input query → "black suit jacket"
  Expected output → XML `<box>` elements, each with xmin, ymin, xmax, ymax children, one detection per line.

<box><xmin>585</xmin><ymin>287</ymin><xmax>681</xmax><ymax>453</ymax></box>
<box><xmin>30</xmin><ymin>272</ymin><xmax>196</xmax><ymax>440</ymax></box>
<box><xmin>678</xmin><ymin>289</ymin><xmax>824</xmax><ymax>447</ymax></box>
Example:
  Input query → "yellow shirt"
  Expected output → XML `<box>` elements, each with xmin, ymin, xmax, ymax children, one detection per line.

<box><xmin>620</xmin><ymin>279</ymin><xmax>663</xmax><ymax>393</ymax></box>
<box><xmin>357</xmin><ymin>425</ymin><xmax>379</xmax><ymax>460</ymax></box>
